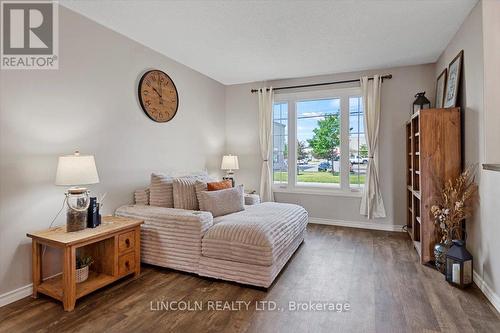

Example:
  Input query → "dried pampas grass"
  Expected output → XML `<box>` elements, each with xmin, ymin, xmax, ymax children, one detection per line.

<box><xmin>431</xmin><ymin>165</ymin><xmax>479</xmax><ymax>244</ymax></box>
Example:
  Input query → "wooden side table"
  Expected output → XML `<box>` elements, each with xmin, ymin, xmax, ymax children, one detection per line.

<box><xmin>27</xmin><ymin>216</ymin><xmax>143</xmax><ymax>311</ymax></box>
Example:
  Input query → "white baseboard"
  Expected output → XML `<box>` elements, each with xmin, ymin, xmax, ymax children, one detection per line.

<box><xmin>473</xmin><ymin>270</ymin><xmax>500</xmax><ymax>314</ymax></box>
<box><xmin>0</xmin><ymin>284</ymin><xmax>33</xmax><ymax>307</ymax></box>
<box><xmin>309</xmin><ymin>217</ymin><xmax>405</xmax><ymax>232</ymax></box>
<box><xmin>0</xmin><ymin>272</ymin><xmax>62</xmax><ymax>308</ymax></box>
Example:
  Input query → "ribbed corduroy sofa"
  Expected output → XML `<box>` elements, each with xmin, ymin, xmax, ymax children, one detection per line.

<box><xmin>115</xmin><ymin>201</ymin><xmax>308</xmax><ymax>288</ymax></box>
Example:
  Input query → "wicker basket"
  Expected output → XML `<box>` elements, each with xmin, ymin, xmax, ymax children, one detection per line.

<box><xmin>76</xmin><ymin>265</ymin><xmax>89</xmax><ymax>283</ymax></box>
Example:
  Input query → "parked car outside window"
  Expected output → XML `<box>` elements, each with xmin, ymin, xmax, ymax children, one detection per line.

<box><xmin>318</xmin><ymin>161</ymin><xmax>332</xmax><ymax>172</ymax></box>
<box><xmin>349</xmin><ymin>155</ymin><xmax>368</xmax><ymax>164</ymax></box>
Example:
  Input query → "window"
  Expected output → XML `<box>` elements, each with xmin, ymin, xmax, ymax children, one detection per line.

<box><xmin>348</xmin><ymin>97</ymin><xmax>366</xmax><ymax>189</ymax></box>
<box><xmin>296</xmin><ymin>98</ymin><xmax>341</xmax><ymax>187</ymax></box>
<box><xmin>272</xmin><ymin>88</ymin><xmax>364</xmax><ymax>194</ymax></box>
<box><xmin>273</xmin><ymin>102</ymin><xmax>288</xmax><ymax>185</ymax></box>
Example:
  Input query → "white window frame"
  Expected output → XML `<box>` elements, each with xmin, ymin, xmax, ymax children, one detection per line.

<box><xmin>272</xmin><ymin>87</ymin><xmax>363</xmax><ymax>197</ymax></box>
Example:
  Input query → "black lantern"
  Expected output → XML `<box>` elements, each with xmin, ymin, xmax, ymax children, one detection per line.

<box><xmin>412</xmin><ymin>92</ymin><xmax>431</xmax><ymax>114</ymax></box>
<box><xmin>445</xmin><ymin>240</ymin><xmax>473</xmax><ymax>288</ymax></box>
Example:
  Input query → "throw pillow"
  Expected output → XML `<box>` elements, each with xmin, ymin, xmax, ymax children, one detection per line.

<box><xmin>194</xmin><ymin>180</ymin><xmax>208</xmax><ymax>206</ymax></box>
<box><xmin>134</xmin><ymin>188</ymin><xmax>150</xmax><ymax>205</ymax></box>
<box><xmin>173</xmin><ymin>177</ymin><xmax>204</xmax><ymax>210</ymax></box>
<box><xmin>198</xmin><ymin>185</ymin><xmax>245</xmax><ymax>217</ymax></box>
<box><xmin>149</xmin><ymin>173</ymin><xmax>174</xmax><ymax>207</ymax></box>
<box><xmin>207</xmin><ymin>180</ymin><xmax>233</xmax><ymax>191</ymax></box>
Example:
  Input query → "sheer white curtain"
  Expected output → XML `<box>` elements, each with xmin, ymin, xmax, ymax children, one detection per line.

<box><xmin>258</xmin><ymin>87</ymin><xmax>274</xmax><ymax>202</ymax></box>
<box><xmin>360</xmin><ymin>75</ymin><xmax>386</xmax><ymax>218</ymax></box>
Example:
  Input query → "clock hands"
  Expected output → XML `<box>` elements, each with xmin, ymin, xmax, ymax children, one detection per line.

<box><xmin>157</xmin><ymin>73</ymin><xmax>163</xmax><ymax>96</ymax></box>
<box><xmin>152</xmin><ymin>74</ymin><xmax>164</xmax><ymax>105</ymax></box>
<box><xmin>152</xmin><ymin>87</ymin><xmax>161</xmax><ymax>97</ymax></box>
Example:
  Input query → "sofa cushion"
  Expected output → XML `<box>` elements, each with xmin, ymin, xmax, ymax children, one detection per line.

<box><xmin>198</xmin><ymin>185</ymin><xmax>245</xmax><ymax>217</ymax></box>
<box><xmin>149</xmin><ymin>173</ymin><xmax>174</xmax><ymax>207</ymax></box>
<box><xmin>202</xmin><ymin>202</ymin><xmax>308</xmax><ymax>266</ymax></box>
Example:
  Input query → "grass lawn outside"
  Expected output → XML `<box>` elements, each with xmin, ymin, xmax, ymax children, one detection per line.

<box><xmin>273</xmin><ymin>171</ymin><xmax>366</xmax><ymax>185</ymax></box>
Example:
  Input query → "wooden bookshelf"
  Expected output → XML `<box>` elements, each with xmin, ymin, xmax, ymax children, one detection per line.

<box><xmin>405</xmin><ymin>108</ymin><xmax>461</xmax><ymax>263</ymax></box>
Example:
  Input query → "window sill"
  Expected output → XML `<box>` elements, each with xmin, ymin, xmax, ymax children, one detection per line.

<box><xmin>273</xmin><ymin>187</ymin><xmax>363</xmax><ymax>198</ymax></box>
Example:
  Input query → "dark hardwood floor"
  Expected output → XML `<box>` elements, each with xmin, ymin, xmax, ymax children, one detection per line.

<box><xmin>1</xmin><ymin>224</ymin><xmax>499</xmax><ymax>333</ymax></box>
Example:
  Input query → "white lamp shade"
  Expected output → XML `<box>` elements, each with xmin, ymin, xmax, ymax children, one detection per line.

<box><xmin>55</xmin><ymin>152</ymin><xmax>100</xmax><ymax>186</ymax></box>
<box><xmin>221</xmin><ymin>155</ymin><xmax>239</xmax><ymax>170</ymax></box>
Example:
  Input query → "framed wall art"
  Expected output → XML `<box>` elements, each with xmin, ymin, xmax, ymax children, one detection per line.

<box><xmin>435</xmin><ymin>68</ymin><xmax>447</xmax><ymax>108</ymax></box>
<box><xmin>443</xmin><ymin>50</ymin><xmax>463</xmax><ymax>108</ymax></box>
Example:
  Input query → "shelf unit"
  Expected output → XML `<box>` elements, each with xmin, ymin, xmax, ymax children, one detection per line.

<box><xmin>27</xmin><ymin>216</ymin><xmax>143</xmax><ymax>311</ymax></box>
<box><xmin>37</xmin><ymin>271</ymin><xmax>115</xmax><ymax>301</ymax></box>
<box><xmin>406</xmin><ymin>108</ymin><xmax>461</xmax><ymax>263</ymax></box>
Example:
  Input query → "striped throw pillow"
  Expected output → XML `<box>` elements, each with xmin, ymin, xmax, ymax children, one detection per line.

<box><xmin>149</xmin><ymin>173</ymin><xmax>174</xmax><ymax>207</ymax></box>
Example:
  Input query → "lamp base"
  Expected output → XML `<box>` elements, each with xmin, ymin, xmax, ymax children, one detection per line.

<box><xmin>66</xmin><ymin>209</ymin><xmax>87</xmax><ymax>232</ymax></box>
<box><xmin>65</xmin><ymin>187</ymin><xmax>91</xmax><ymax>232</ymax></box>
<box><xmin>223</xmin><ymin>176</ymin><xmax>235</xmax><ymax>187</ymax></box>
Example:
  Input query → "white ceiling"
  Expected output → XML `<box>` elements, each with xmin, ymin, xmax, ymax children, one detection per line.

<box><xmin>61</xmin><ymin>0</ymin><xmax>477</xmax><ymax>85</ymax></box>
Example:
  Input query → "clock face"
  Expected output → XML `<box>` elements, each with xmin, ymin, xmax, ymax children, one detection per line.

<box><xmin>138</xmin><ymin>70</ymin><xmax>179</xmax><ymax>122</ymax></box>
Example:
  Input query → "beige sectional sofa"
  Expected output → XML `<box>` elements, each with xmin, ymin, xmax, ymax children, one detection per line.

<box><xmin>115</xmin><ymin>175</ymin><xmax>308</xmax><ymax>288</ymax></box>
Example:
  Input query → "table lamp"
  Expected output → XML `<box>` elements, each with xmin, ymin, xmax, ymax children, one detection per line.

<box><xmin>221</xmin><ymin>154</ymin><xmax>239</xmax><ymax>187</ymax></box>
<box><xmin>55</xmin><ymin>151</ymin><xmax>99</xmax><ymax>232</ymax></box>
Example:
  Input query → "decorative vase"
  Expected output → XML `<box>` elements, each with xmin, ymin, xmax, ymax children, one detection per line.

<box><xmin>76</xmin><ymin>265</ymin><xmax>89</xmax><ymax>283</ymax></box>
<box><xmin>434</xmin><ymin>241</ymin><xmax>451</xmax><ymax>273</ymax></box>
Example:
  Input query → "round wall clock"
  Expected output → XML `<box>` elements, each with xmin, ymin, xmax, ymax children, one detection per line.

<box><xmin>138</xmin><ymin>70</ymin><xmax>179</xmax><ymax>122</ymax></box>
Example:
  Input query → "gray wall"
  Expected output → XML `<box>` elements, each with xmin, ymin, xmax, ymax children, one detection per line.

<box><xmin>225</xmin><ymin>64</ymin><xmax>436</xmax><ymax>227</ymax></box>
<box><xmin>435</xmin><ymin>0</ymin><xmax>500</xmax><ymax>306</ymax></box>
<box><xmin>0</xmin><ymin>7</ymin><xmax>226</xmax><ymax>295</ymax></box>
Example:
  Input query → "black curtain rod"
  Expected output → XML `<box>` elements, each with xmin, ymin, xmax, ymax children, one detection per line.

<box><xmin>250</xmin><ymin>74</ymin><xmax>392</xmax><ymax>93</ymax></box>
